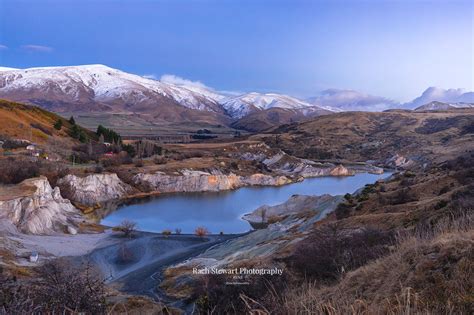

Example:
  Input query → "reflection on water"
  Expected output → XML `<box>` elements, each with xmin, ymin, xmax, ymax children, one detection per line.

<box><xmin>101</xmin><ymin>172</ymin><xmax>391</xmax><ymax>234</ymax></box>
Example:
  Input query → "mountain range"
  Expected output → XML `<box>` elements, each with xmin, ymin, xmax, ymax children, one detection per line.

<box><xmin>0</xmin><ymin>64</ymin><xmax>472</xmax><ymax>129</ymax></box>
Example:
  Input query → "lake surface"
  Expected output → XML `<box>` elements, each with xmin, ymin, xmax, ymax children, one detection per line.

<box><xmin>102</xmin><ymin>172</ymin><xmax>391</xmax><ymax>234</ymax></box>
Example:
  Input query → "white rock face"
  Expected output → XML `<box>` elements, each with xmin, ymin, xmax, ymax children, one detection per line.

<box><xmin>386</xmin><ymin>154</ymin><xmax>414</xmax><ymax>169</ymax></box>
<box><xmin>0</xmin><ymin>177</ymin><xmax>82</xmax><ymax>234</ymax></box>
<box><xmin>242</xmin><ymin>194</ymin><xmax>339</xmax><ymax>226</ymax></box>
<box><xmin>133</xmin><ymin>170</ymin><xmax>292</xmax><ymax>193</ymax></box>
<box><xmin>57</xmin><ymin>173</ymin><xmax>133</xmax><ymax>205</ymax></box>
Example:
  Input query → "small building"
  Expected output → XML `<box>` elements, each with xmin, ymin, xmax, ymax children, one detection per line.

<box><xmin>26</xmin><ymin>144</ymin><xmax>36</xmax><ymax>151</ymax></box>
<box><xmin>29</xmin><ymin>251</ymin><xmax>39</xmax><ymax>263</ymax></box>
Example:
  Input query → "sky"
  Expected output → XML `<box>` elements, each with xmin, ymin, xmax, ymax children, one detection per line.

<box><xmin>0</xmin><ymin>0</ymin><xmax>472</xmax><ymax>101</ymax></box>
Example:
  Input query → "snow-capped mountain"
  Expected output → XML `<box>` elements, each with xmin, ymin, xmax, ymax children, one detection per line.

<box><xmin>403</xmin><ymin>87</ymin><xmax>474</xmax><ymax>109</ymax></box>
<box><xmin>222</xmin><ymin>92</ymin><xmax>336</xmax><ymax>118</ymax></box>
<box><xmin>414</xmin><ymin>101</ymin><xmax>474</xmax><ymax>111</ymax></box>
<box><xmin>0</xmin><ymin>64</ymin><xmax>224</xmax><ymax>113</ymax></box>
<box><xmin>0</xmin><ymin>64</ymin><xmax>338</xmax><ymax>125</ymax></box>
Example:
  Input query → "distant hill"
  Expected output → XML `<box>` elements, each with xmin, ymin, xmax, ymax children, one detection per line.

<box><xmin>231</xmin><ymin>107</ymin><xmax>332</xmax><ymax>132</ymax></box>
<box><xmin>253</xmin><ymin>109</ymin><xmax>474</xmax><ymax>165</ymax></box>
<box><xmin>414</xmin><ymin>101</ymin><xmax>474</xmax><ymax>111</ymax></box>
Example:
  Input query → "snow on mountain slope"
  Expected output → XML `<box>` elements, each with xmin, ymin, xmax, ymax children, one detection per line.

<box><xmin>0</xmin><ymin>66</ymin><xmax>18</xmax><ymax>71</ymax></box>
<box><xmin>0</xmin><ymin>64</ymin><xmax>223</xmax><ymax>112</ymax></box>
<box><xmin>403</xmin><ymin>87</ymin><xmax>474</xmax><ymax>109</ymax></box>
<box><xmin>222</xmin><ymin>92</ymin><xmax>336</xmax><ymax>118</ymax></box>
<box><xmin>414</xmin><ymin>101</ymin><xmax>474</xmax><ymax>111</ymax></box>
<box><xmin>0</xmin><ymin>64</ymin><xmax>337</xmax><ymax>124</ymax></box>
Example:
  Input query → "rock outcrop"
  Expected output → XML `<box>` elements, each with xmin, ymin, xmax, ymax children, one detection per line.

<box><xmin>132</xmin><ymin>170</ymin><xmax>292</xmax><ymax>193</ymax></box>
<box><xmin>386</xmin><ymin>154</ymin><xmax>414</xmax><ymax>169</ymax></box>
<box><xmin>242</xmin><ymin>194</ymin><xmax>340</xmax><ymax>227</ymax></box>
<box><xmin>57</xmin><ymin>173</ymin><xmax>134</xmax><ymax>205</ymax></box>
<box><xmin>163</xmin><ymin>193</ymin><xmax>343</xmax><ymax>295</ymax></box>
<box><xmin>0</xmin><ymin>177</ymin><xmax>83</xmax><ymax>234</ymax></box>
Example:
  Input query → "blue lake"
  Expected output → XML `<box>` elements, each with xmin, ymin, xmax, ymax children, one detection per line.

<box><xmin>102</xmin><ymin>172</ymin><xmax>391</xmax><ymax>234</ymax></box>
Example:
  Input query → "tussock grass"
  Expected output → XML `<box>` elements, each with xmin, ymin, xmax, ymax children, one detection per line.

<box><xmin>243</xmin><ymin>212</ymin><xmax>473</xmax><ymax>315</ymax></box>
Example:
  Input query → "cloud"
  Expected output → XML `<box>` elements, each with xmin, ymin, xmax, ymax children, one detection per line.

<box><xmin>21</xmin><ymin>44</ymin><xmax>53</xmax><ymax>52</ymax></box>
<box><xmin>403</xmin><ymin>87</ymin><xmax>474</xmax><ymax>109</ymax></box>
<box><xmin>0</xmin><ymin>45</ymin><xmax>8</xmax><ymax>50</ymax></box>
<box><xmin>308</xmin><ymin>89</ymin><xmax>398</xmax><ymax>111</ymax></box>
<box><xmin>160</xmin><ymin>74</ymin><xmax>211</xmax><ymax>90</ymax></box>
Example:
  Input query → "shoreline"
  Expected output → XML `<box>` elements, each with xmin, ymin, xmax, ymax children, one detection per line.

<box><xmin>89</xmin><ymin>164</ymin><xmax>388</xmax><ymax>221</ymax></box>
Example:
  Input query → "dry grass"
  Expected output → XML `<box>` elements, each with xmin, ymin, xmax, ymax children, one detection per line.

<box><xmin>271</xmin><ymin>213</ymin><xmax>474</xmax><ymax>315</ymax></box>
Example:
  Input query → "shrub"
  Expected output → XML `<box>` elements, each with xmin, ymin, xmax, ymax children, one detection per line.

<box><xmin>162</xmin><ymin>229</ymin><xmax>172</xmax><ymax>237</ymax></box>
<box><xmin>194</xmin><ymin>272</ymin><xmax>286</xmax><ymax>314</ymax></box>
<box><xmin>391</xmin><ymin>188</ymin><xmax>417</xmax><ymax>205</ymax></box>
<box><xmin>53</xmin><ymin>119</ymin><xmax>62</xmax><ymax>130</ymax></box>
<box><xmin>434</xmin><ymin>199</ymin><xmax>448</xmax><ymax>210</ymax></box>
<box><xmin>195</xmin><ymin>226</ymin><xmax>209</xmax><ymax>239</ymax></box>
<box><xmin>335</xmin><ymin>202</ymin><xmax>352</xmax><ymax>220</ymax></box>
<box><xmin>0</xmin><ymin>159</ymin><xmax>40</xmax><ymax>184</ymax></box>
<box><xmin>175</xmin><ymin>228</ymin><xmax>182</xmax><ymax>235</ymax></box>
<box><xmin>153</xmin><ymin>156</ymin><xmax>167</xmax><ymax>165</ymax></box>
<box><xmin>117</xmin><ymin>220</ymin><xmax>137</xmax><ymax>238</ymax></box>
<box><xmin>290</xmin><ymin>226</ymin><xmax>395</xmax><ymax>282</ymax></box>
<box><xmin>0</xmin><ymin>259</ymin><xmax>107</xmax><ymax>314</ymax></box>
<box><xmin>122</xmin><ymin>143</ymin><xmax>136</xmax><ymax>157</ymax></box>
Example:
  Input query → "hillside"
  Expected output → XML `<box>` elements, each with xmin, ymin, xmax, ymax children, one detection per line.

<box><xmin>0</xmin><ymin>99</ymin><xmax>94</xmax><ymax>145</ymax></box>
<box><xmin>254</xmin><ymin>109</ymin><xmax>474</xmax><ymax>167</ymax></box>
<box><xmin>231</xmin><ymin>107</ymin><xmax>329</xmax><ymax>132</ymax></box>
<box><xmin>414</xmin><ymin>100</ymin><xmax>474</xmax><ymax>111</ymax></box>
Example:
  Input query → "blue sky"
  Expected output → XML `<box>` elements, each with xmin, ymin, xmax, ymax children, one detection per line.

<box><xmin>0</xmin><ymin>0</ymin><xmax>472</xmax><ymax>101</ymax></box>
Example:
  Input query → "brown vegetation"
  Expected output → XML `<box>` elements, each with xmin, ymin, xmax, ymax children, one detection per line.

<box><xmin>195</xmin><ymin>226</ymin><xmax>209</xmax><ymax>238</ymax></box>
<box><xmin>117</xmin><ymin>220</ymin><xmax>137</xmax><ymax>238</ymax></box>
<box><xmin>0</xmin><ymin>259</ymin><xmax>106</xmax><ymax>314</ymax></box>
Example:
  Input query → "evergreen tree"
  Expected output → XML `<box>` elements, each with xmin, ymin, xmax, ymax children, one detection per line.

<box><xmin>69</xmin><ymin>116</ymin><xmax>76</xmax><ymax>125</ymax></box>
<box><xmin>53</xmin><ymin>119</ymin><xmax>63</xmax><ymax>130</ymax></box>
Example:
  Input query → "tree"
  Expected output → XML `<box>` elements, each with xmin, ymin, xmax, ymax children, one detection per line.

<box><xmin>70</xmin><ymin>124</ymin><xmax>80</xmax><ymax>139</ymax></box>
<box><xmin>96</xmin><ymin>124</ymin><xmax>121</xmax><ymax>144</ymax></box>
<box><xmin>53</xmin><ymin>119</ymin><xmax>62</xmax><ymax>130</ymax></box>
<box><xmin>195</xmin><ymin>226</ymin><xmax>209</xmax><ymax>239</ymax></box>
<box><xmin>78</xmin><ymin>132</ymin><xmax>87</xmax><ymax>143</ymax></box>
<box><xmin>122</xmin><ymin>143</ymin><xmax>136</xmax><ymax>157</ymax></box>
<box><xmin>117</xmin><ymin>220</ymin><xmax>137</xmax><ymax>238</ymax></box>
<box><xmin>68</xmin><ymin>116</ymin><xmax>76</xmax><ymax>125</ymax></box>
